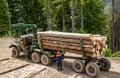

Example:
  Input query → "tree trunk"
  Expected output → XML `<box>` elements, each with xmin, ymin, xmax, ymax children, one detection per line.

<box><xmin>111</xmin><ymin>0</ymin><xmax>115</xmax><ymax>52</ymax></box>
<box><xmin>6</xmin><ymin>0</ymin><xmax>11</xmax><ymax>26</ymax></box>
<box><xmin>71</xmin><ymin>0</ymin><xmax>75</xmax><ymax>32</ymax></box>
<box><xmin>47</xmin><ymin>0</ymin><xmax>52</xmax><ymax>30</ymax></box>
<box><xmin>34</xmin><ymin>0</ymin><xmax>37</xmax><ymax>24</ymax></box>
<box><xmin>62</xmin><ymin>0</ymin><xmax>65</xmax><ymax>32</ymax></box>
<box><xmin>37</xmin><ymin>31</ymin><xmax>94</xmax><ymax>40</ymax></box>
<box><xmin>81</xmin><ymin>0</ymin><xmax>83</xmax><ymax>30</ymax></box>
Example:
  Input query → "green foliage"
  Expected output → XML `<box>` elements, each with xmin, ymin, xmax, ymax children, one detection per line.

<box><xmin>0</xmin><ymin>0</ymin><xmax>10</xmax><ymax>37</ymax></box>
<box><xmin>83</xmin><ymin>0</ymin><xmax>106</xmax><ymax>34</ymax></box>
<box><xmin>103</xmin><ymin>48</ymin><xmax>112</xmax><ymax>57</ymax></box>
<box><xmin>112</xmin><ymin>51</ymin><xmax>120</xmax><ymax>57</ymax></box>
<box><xmin>75</xmin><ymin>29</ymin><xmax>86</xmax><ymax>33</ymax></box>
<box><xmin>0</xmin><ymin>31</ymin><xmax>11</xmax><ymax>38</ymax></box>
<box><xmin>0</xmin><ymin>0</ymin><xmax>108</xmax><ymax>37</ymax></box>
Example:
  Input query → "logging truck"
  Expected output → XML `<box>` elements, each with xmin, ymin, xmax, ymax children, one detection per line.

<box><xmin>9</xmin><ymin>23</ymin><xmax>111</xmax><ymax>77</ymax></box>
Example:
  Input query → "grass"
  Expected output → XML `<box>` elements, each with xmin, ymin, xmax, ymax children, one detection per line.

<box><xmin>112</xmin><ymin>51</ymin><xmax>120</xmax><ymax>57</ymax></box>
<box><xmin>103</xmin><ymin>48</ymin><xmax>112</xmax><ymax>57</ymax></box>
<box><xmin>0</xmin><ymin>31</ymin><xmax>11</xmax><ymax>38</ymax></box>
<box><xmin>103</xmin><ymin>48</ymin><xmax>120</xmax><ymax>57</ymax></box>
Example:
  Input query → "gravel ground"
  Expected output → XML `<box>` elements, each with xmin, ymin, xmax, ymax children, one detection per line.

<box><xmin>0</xmin><ymin>37</ymin><xmax>120</xmax><ymax>78</ymax></box>
<box><xmin>0</xmin><ymin>63</ymin><xmax>45</xmax><ymax>78</ymax></box>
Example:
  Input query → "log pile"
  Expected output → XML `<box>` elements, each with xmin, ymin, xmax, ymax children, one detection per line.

<box><xmin>37</xmin><ymin>31</ymin><xmax>107</xmax><ymax>58</ymax></box>
<box><xmin>94</xmin><ymin>35</ymin><xmax>107</xmax><ymax>56</ymax></box>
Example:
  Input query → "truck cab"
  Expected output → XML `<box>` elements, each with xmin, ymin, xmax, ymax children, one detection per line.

<box><xmin>10</xmin><ymin>23</ymin><xmax>37</xmax><ymax>57</ymax></box>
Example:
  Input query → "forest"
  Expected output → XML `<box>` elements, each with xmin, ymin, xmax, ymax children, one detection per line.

<box><xmin>0</xmin><ymin>0</ymin><xmax>120</xmax><ymax>52</ymax></box>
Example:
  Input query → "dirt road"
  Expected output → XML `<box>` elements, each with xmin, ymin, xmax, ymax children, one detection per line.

<box><xmin>0</xmin><ymin>37</ymin><xmax>120</xmax><ymax>78</ymax></box>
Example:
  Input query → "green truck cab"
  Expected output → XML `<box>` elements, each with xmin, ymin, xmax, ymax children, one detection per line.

<box><xmin>10</xmin><ymin>23</ymin><xmax>55</xmax><ymax>65</ymax></box>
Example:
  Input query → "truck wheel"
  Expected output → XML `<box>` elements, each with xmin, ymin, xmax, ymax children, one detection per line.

<box><xmin>85</xmin><ymin>62</ymin><xmax>100</xmax><ymax>77</ymax></box>
<box><xmin>41</xmin><ymin>54</ymin><xmax>51</xmax><ymax>66</ymax></box>
<box><xmin>31</xmin><ymin>52</ymin><xmax>41</xmax><ymax>63</ymax></box>
<box><xmin>12</xmin><ymin>47</ymin><xmax>20</xmax><ymax>58</ymax></box>
<box><xmin>72</xmin><ymin>59</ymin><xmax>85</xmax><ymax>73</ymax></box>
<box><xmin>98</xmin><ymin>58</ymin><xmax>111</xmax><ymax>71</ymax></box>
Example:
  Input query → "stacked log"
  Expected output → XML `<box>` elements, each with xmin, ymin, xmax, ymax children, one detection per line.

<box><xmin>37</xmin><ymin>31</ymin><xmax>107</xmax><ymax>58</ymax></box>
<box><xmin>94</xmin><ymin>35</ymin><xmax>107</xmax><ymax>56</ymax></box>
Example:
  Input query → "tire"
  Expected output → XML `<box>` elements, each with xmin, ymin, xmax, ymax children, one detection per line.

<box><xmin>85</xmin><ymin>62</ymin><xmax>100</xmax><ymax>77</ymax></box>
<box><xmin>72</xmin><ymin>59</ymin><xmax>85</xmax><ymax>73</ymax></box>
<box><xmin>41</xmin><ymin>54</ymin><xmax>51</xmax><ymax>66</ymax></box>
<box><xmin>12</xmin><ymin>47</ymin><xmax>20</xmax><ymax>58</ymax></box>
<box><xmin>31</xmin><ymin>52</ymin><xmax>41</xmax><ymax>63</ymax></box>
<box><xmin>98</xmin><ymin>58</ymin><xmax>111</xmax><ymax>71</ymax></box>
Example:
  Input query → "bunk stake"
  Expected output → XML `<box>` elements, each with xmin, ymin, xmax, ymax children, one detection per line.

<box><xmin>80</xmin><ymin>38</ymin><xmax>87</xmax><ymax>59</ymax></box>
<box><xmin>40</xmin><ymin>34</ymin><xmax>43</xmax><ymax>51</ymax></box>
<box><xmin>60</xmin><ymin>35</ymin><xmax>64</xmax><ymax>53</ymax></box>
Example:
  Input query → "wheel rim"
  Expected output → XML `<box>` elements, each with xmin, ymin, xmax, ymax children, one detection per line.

<box><xmin>89</xmin><ymin>67</ymin><xmax>95</xmax><ymax>74</ymax></box>
<box><xmin>12</xmin><ymin>50</ymin><xmax>16</xmax><ymax>56</ymax></box>
<box><xmin>87</xmin><ymin>66</ymin><xmax>96</xmax><ymax>76</ymax></box>
<box><xmin>86</xmin><ymin>63</ymin><xmax>99</xmax><ymax>77</ymax></box>
<box><xmin>75</xmin><ymin>63</ymin><xmax>81</xmax><ymax>69</ymax></box>
<box><xmin>12</xmin><ymin>47</ymin><xmax>20</xmax><ymax>58</ymax></box>
<box><xmin>72</xmin><ymin>59</ymin><xmax>85</xmax><ymax>73</ymax></box>
<box><xmin>41</xmin><ymin>54</ymin><xmax>49</xmax><ymax>65</ymax></box>
<box><xmin>99</xmin><ymin>60</ymin><xmax>107</xmax><ymax>69</ymax></box>
<box><xmin>31</xmin><ymin>52</ymin><xmax>41</xmax><ymax>63</ymax></box>
<box><xmin>33</xmin><ymin>55</ymin><xmax>37</xmax><ymax>61</ymax></box>
<box><xmin>43</xmin><ymin>57</ymin><xmax>47</xmax><ymax>63</ymax></box>
<box><xmin>98</xmin><ymin>58</ymin><xmax>111</xmax><ymax>71</ymax></box>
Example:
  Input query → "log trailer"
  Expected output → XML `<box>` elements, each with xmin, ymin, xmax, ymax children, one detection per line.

<box><xmin>9</xmin><ymin>23</ymin><xmax>111</xmax><ymax>77</ymax></box>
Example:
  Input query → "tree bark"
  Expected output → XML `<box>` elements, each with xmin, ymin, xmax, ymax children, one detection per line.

<box><xmin>37</xmin><ymin>32</ymin><xmax>94</xmax><ymax>40</ymax></box>
<box><xmin>41</xmin><ymin>37</ymin><xmax>96</xmax><ymax>45</ymax></box>
<box><xmin>6</xmin><ymin>0</ymin><xmax>11</xmax><ymax>26</ymax></box>
<box><xmin>42</xmin><ymin>43</ymin><xmax>95</xmax><ymax>53</ymax></box>
<box><xmin>81</xmin><ymin>0</ymin><xmax>83</xmax><ymax>30</ymax></box>
<box><xmin>111</xmin><ymin>0</ymin><xmax>115</xmax><ymax>52</ymax></box>
<box><xmin>42</xmin><ymin>40</ymin><xmax>94</xmax><ymax>48</ymax></box>
<box><xmin>43</xmin><ymin>46</ymin><xmax>96</xmax><ymax>58</ymax></box>
<box><xmin>62</xmin><ymin>0</ymin><xmax>65</xmax><ymax>32</ymax></box>
<box><xmin>71</xmin><ymin>0</ymin><xmax>75</xmax><ymax>32</ymax></box>
<box><xmin>47</xmin><ymin>0</ymin><xmax>52</xmax><ymax>30</ymax></box>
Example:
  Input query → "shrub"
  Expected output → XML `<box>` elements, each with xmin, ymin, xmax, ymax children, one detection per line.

<box><xmin>112</xmin><ymin>51</ymin><xmax>120</xmax><ymax>57</ymax></box>
<box><xmin>103</xmin><ymin>48</ymin><xmax>112</xmax><ymax>57</ymax></box>
<box><xmin>75</xmin><ymin>29</ymin><xmax>86</xmax><ymax>33</ymax></box>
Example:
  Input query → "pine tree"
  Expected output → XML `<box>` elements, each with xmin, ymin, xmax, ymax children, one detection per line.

<box><xmin>83</xmin><ymin>0</ymin><xmax>106</xmax><ymax>34</ymax></box>
<box><xmin>0</xmin><ymin>0</ymin><xmax>10</xmax><ymax>36</ymax></box>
